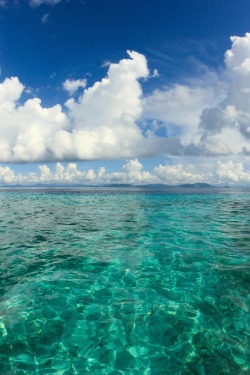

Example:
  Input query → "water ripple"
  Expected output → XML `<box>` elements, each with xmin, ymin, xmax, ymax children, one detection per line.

<box><xmin>0</xmin><ymin>188</ymin><xmax>249</xmax><ymax>374</ymax></box>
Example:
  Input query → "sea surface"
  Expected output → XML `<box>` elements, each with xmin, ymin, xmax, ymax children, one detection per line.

<box><xmin>0</xmin><ymin>187</ymin><xmax>249</xmax><ymax>374</ymax></box>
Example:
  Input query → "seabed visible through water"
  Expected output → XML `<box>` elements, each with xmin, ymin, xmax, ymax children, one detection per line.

<box><xmin>0</xmin><ymin>187</ymin><xmax>249</xmax><ymax>374</ymax></box>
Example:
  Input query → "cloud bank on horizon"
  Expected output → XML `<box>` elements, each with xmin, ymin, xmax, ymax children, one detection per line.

<box><xmin>1</xmin><ymin>159</ymin><xmax>250</xmax><ymax>186</ymax></box>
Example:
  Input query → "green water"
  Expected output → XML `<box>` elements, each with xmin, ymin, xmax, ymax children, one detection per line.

<box><xmin>0</xmin><ymin>188</ymin><xmax>249</xmax><ymax>374</ymax></box>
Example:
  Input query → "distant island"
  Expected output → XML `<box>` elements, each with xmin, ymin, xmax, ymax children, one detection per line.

<box><xmin>0</xmin><ymin>182</ymin><xmax>230</xmax><ymax>189</ymax></box>
<box><xmin>136</xmin><ymin>183</ymin><xmax>214</xmax><ymax>189</ymax></box>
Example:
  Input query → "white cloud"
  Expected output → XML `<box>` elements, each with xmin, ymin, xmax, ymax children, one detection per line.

<box><xmin>0</xmin><ymin>165</ymin><xmax>16</xmax><ymax>184</ymax></box>
<box><xmin>0</xmin><ymin>51</ymin><xmax>160</xmax><ymax>162</ymax></box>
<box><xmin>110</xmin><ymin>159</ymin><xmax>157</xmax><ymax>185</ymax></box>
<box><xmin>2</xmin><ymin>34</ymin><xmax>250</xmax><ymax>163</ymax></box>
<box><xmin>0</xmin><ymin>76</ymin><xmax>24</xmax><ymax>104</ymax></box>
<box><xmin>63</xmin><ymin>78</ymin><xmax>87</xmax><ymax>95</ymax></box>
<box><xmin>41</xmin><ymin>13</ymin><xmax>49</xmax><ymax>23</ymax></box>
<box><xmin>198</xmin><ymin>33</ymin><xmax>250</xmax><ymax>155</ymax></box>
<box><xmin>215</xmin><ymin>160</ymin><xmax>250</xmax><ymax>183</ymax></box>
<box><xmin>0</xmin><ymin>76</ymin><xmax>68</xmax><ymax>162</ymax></box>
<box><xmin>143</xmin><ymin>82</ymin><xmax>221</xmax><ymax>145</ymax></box>
<box><xmin>101</xmin><ymin>61</ymin><xmax>112</xmax><ymax>68</ymax></box>
<box><xmin>1</xmin><ymin>158</ymin><xmax>250</xmax><ymax>186</ymax></box>
<box><xmin>29</xmin><ymin>0</ymin><xmax>61</xmax><ymax>7</ymax></box>
<box><xmin>152</xmin><ymin>69</ymin><xmax>159</xmax><ymax>78</ymax></box>
<box><xmin>0</xmin><ymin>159</ymin><xmax>157</xmax><ymax>185</ymax></box>
<box><xmin>61</xmin><ymin>50</ymin><xmax>154</xmax><ymax>160</ymax></box>
<box><xmin>142</xmin><ymin>33</ymin><xmax>250</xmax><ymax>156</ymax></box>
<box><xmin>202</xmin><ymin>127</ymin><xmax>249</xmax><ymax>155</ymax></box>
<box><xmin>154</xmin><ymin>163</ymin><xmax>205</xmax><ymax>185</ymax></box>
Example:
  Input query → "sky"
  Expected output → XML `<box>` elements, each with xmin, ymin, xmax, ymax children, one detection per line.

<box><xmin>1</xmin><ymin>0</ymin><xmax>250</xmax><ymax>185</ymax></box>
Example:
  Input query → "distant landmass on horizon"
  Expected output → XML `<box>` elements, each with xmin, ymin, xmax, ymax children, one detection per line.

<box><xmin>0</xmin><ymin>182</ymin><xmax>232</xmax><ymax>189</ymax></box>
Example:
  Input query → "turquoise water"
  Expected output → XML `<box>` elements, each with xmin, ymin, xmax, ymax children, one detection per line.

<box><xmin>0</xmin><ymin>187</ymin><xmax>249</xmax><ymax>374</ymax></box>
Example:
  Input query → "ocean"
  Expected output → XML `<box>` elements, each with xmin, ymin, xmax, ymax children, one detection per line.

<box><xmin>0</xmin><ymin>187</ymin><xmax>249</xmax><ymax>374</ymax></box>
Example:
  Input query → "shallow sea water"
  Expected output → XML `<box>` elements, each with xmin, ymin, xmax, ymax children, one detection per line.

<box><xmin>0</xmin><ymin>187</ymin><xmax>249</xmax><ymax>374</ymax></box>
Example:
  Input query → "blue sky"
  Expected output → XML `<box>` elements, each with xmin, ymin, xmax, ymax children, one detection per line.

<box><xmin>1</xmin><ymin>0</ymin><xmax>246</xmax><ymax>99</ymax></box>
<box><xmin>1</xmin><ymin>0</ymin><xmax>250</xmax><ymax>185</ymax></box>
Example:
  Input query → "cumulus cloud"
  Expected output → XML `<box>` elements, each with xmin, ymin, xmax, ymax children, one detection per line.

<box><xmin>154</xmin><ymin>163</ymin><xmax>206</xmax><ymax>185</ymax></box>
<box><xmin>143</xmin><ymin>33</ymin><xmax>250</xmax><ymax>156</ymax></box>
<box><xmin>61</xmin><ymin>50</ymin><xmax>158</xmax><ymax>160</ymax></box>
<box><xmin>154</xmin><ymin>158</ymin><xmax>250</xmax><ymax>185</ymax></box>
<box><xmin>63</xmin><ymin>78</ymin><xmax>87</xmax><ymax>95</ymax></box>
<box><xmin>109</xmin><ymin>159</ymin><xmax>157</xmax><ymax>185</ymax></box>
<box><xmin>0</xmin><ymin>51</ymin><xmax>160</xmax><ymax>162</ymax></box>
<box><xmin>2</xmin><ymin>35</ymin><xmax>250</xmax><ymax>164</ymax></box>
<box><xmin>198</xmin><ymin>33</ymin><xmax>250</xmax><ymax>155</ymax></box>
<box><xmin>0</xmin><ymin>76</ymin><xmax>68</xmax><ymax>162</ymax></box>
<box><xmin>215</xmin><ymin>160</ymin><xmax>250</xmax><ymax>183</ymax></box>
<box><xmin>0</xmin><ymin>165</ymin><xmax>16</xmax><ymax>184</ymax></box>
<box><xmin>1</xmin><ymin>158</ymin><xmax>250</xmax><ymax>186</ymax></box>
<box><xmin>143</xmin><ymin>82</ymin><xmax>221</xmax><ymax>145</ymax></box>
<box><xmin>0</xmin><ymin>159</ymin><xmax>157</xmax><ymax>185</ymax></box>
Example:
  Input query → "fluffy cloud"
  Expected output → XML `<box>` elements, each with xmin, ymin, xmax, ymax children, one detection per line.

<box><xmin>143</xmin><ymin>82</ymin><xmax>221</xmax><ymax>145</ymax></box>
<box><xmin>0</xmin><ymin>159</ymin><xmax>157</xmax><ymax>185</ymax></box>
<box><xmin>1</xmin><ymin>158</ymin><xmax>250</xmax><ymax>186</ymax></box>
<box><xmin>0</xmin><ymin>77</ymin><xmax>68</xmax><ymax>162</ymax></box>
<box><xmin>108</xmin><ymin>159</ymin><xmax>157</xmax><ymax>185</ymax></box>
<box><xmin>143</xmin><ymin>33</ymin><xmax>250</xmax><ymax>156</ymax></box>
<box><xmin>0</xmin><ymin>165</ymin><xmax>16</xmax><ymax>184</ymax></box>
<box><xmin>2</xmin><ymin>34</ymin><xmax>250</xmax><ymax>164</ymax></box>
<box><xmin>0</xmin><ymin>51</ymin><xmax>163</xmax><ymax>162</ymax></box>
<box><xmin>63</xmin><ymin>79</ymin><xmax>87</xmax><ymax>95</ymax></box>
<box><xmin>198</xmin><ymin>33</ymin><xmax>250</xmax><ymax>155</ymax></box>
<box><xmin>215</xmin><ymin>160</ymin><xmax>250</xmax><ymax>183</ymax></box>
<box><xmin>154</xmin><ymin>163</ymin><xmax>206</xmax><ymax>185</ymax></box>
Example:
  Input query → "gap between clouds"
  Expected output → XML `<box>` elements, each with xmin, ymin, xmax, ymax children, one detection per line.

<box><xmin>1</xmin><ymin>34</ymin><xmax>250</xmax><ymax>164</ymax></box>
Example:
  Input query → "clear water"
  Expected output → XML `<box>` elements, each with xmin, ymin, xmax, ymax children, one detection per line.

<box><xmin>0</xmin><ymin>187</ymin><xmax>249</xmax><ymax>374</ymax></box>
